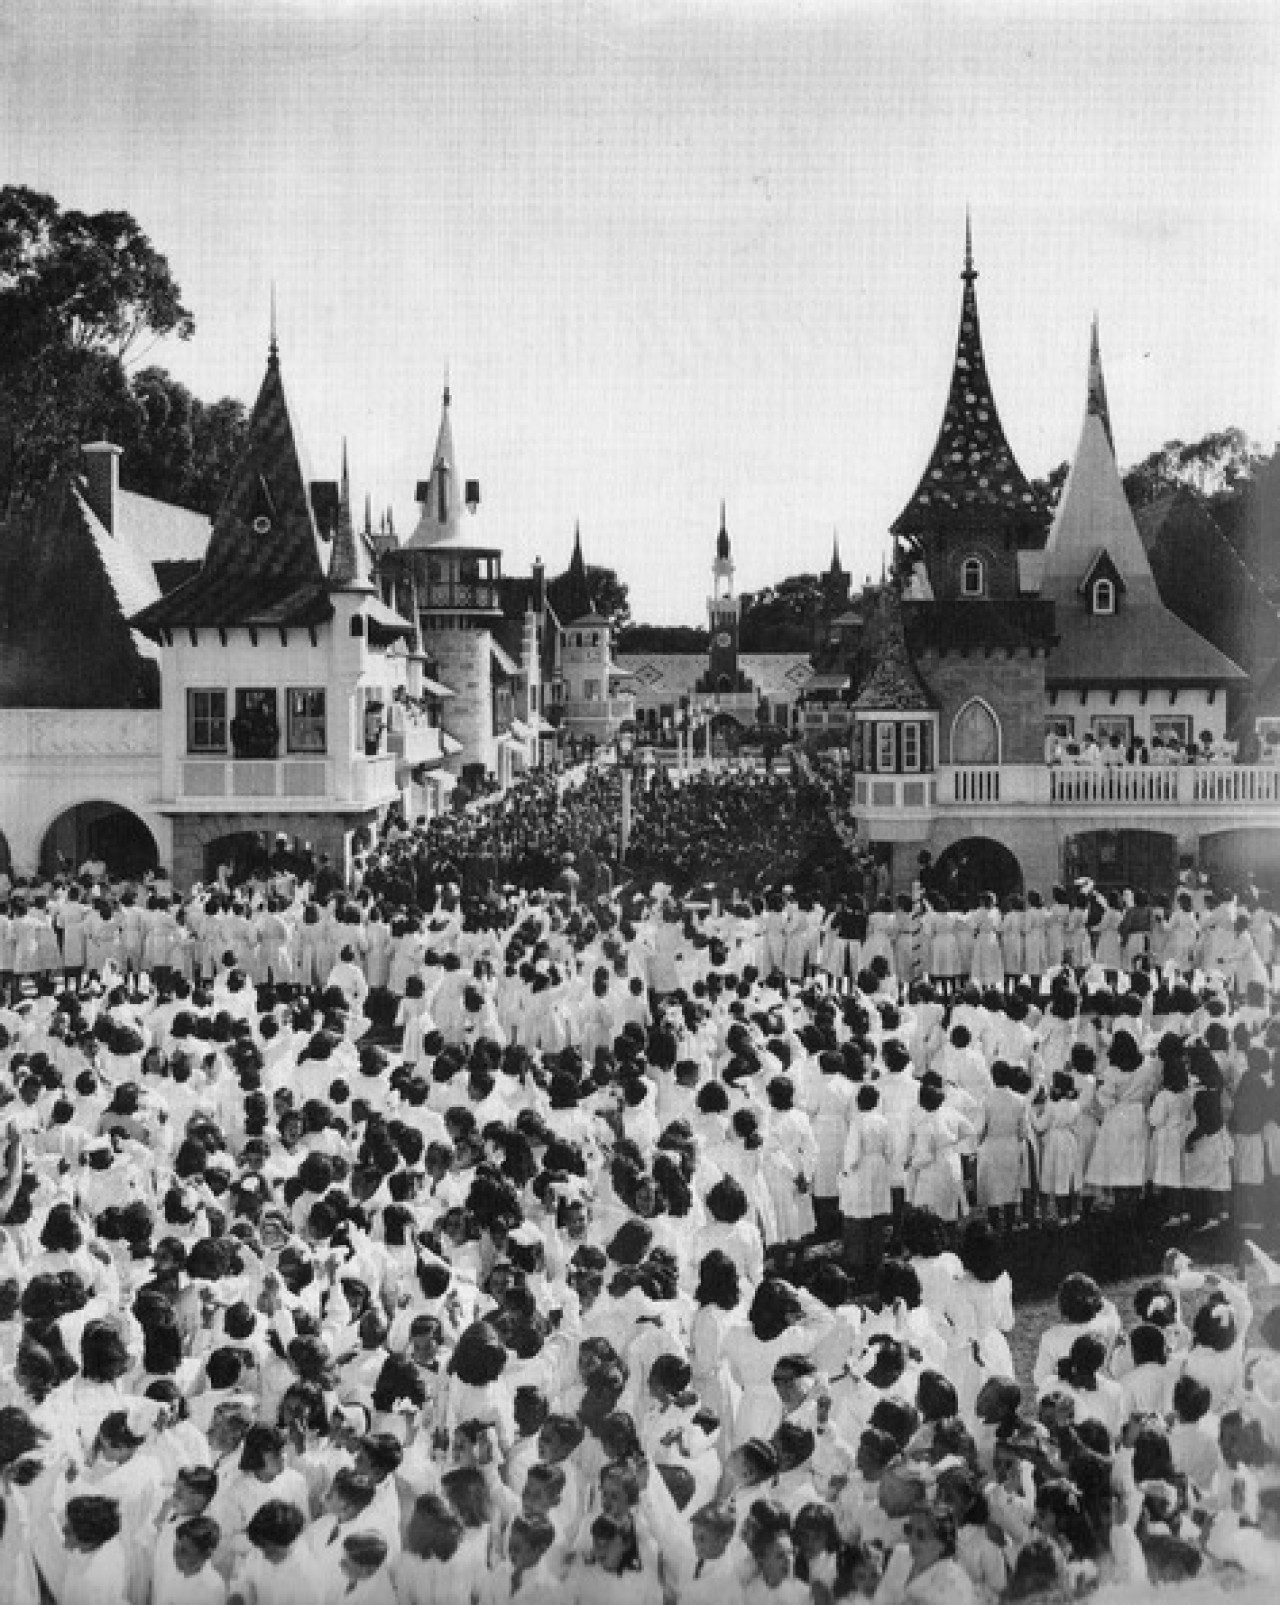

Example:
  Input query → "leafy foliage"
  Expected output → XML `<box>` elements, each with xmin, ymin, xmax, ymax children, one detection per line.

<box><xmin>617</xmin><ymin>623</ymin><xmax>710</xmax><ymax>654</ymax></box>
<box><xmin>548</xmin><ymin>563</ymin><xmax>630</xmax><ymax>631</ymax></box>
<box><xmin>0</xmin><ymin>185</ymin><xmax>244</xmax><ymax>512</ymax></box>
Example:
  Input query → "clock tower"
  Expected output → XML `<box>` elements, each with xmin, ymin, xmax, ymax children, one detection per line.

<box><xmin>705</xmin><ymin>502</ymin><xmax>744</xmax><ymax>692</ymax></box>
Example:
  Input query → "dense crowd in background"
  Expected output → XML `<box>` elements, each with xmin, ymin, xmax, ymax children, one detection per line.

<box><xmin>0</xmin><ymin>764</ymin><xmax>1278</xmax><ymax>1603</ymax></box>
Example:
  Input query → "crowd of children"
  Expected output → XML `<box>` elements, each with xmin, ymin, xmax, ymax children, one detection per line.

<box><xmin>0</xmin><ymin>768</ymin><xmax>1277</xmax><ymax>1603</ymax></box>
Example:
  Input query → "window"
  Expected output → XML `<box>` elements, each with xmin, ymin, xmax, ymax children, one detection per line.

<box><xmin>960</xmin><ymin>556</ymin><xmax>985</xmax><ymax>597</ymax></box>
<box><xmin>287</xmin><ymin>688</ymin><xmax>327</xmax><ymax>753</ymax></box>
<box><xmin>1093</xmin><ymin>579</ymin><xmax>1115</xmax><ymax>615</ymax></box>
<box><xmin>876</xmin><ymin>723</ymin><xmax>896</xmax><ymax>770</ymax></box>
<box><xmin>1092</xmin><ymin>714</ymin><xmax>1132</xmax><ymax>747</ymax></box>
<box><xmin>584</xmin><ymin>679</ymin><xmax>600</xmax><ymax>701</ymax></box>
<box><xmin>901</xmin><ymin>722</ymin><xmax>921</xmax><ymax>772</ymax></box>
<box><xmin>952</xmin><ymin>699</ymin><xmax>1000</xmax><ymax>764</ymax></box>
<box><xmin>187</xmin><ymin>689</ymin><xmax>227</xmax><ymax>753</ymax></box>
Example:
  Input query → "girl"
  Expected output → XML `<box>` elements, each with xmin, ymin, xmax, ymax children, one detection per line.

<box><xmin>1147</xmin><ymin>1051</ymin><xmax>1192</xmax><ymax>1227</ymax></box>
<box><xmin>1031</xmin><ymin>1071</ymin><xmax>1081</xmax><ymax>1226</ymax></box>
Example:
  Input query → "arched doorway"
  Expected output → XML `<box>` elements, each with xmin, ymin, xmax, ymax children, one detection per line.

<box><xmin>933</xmin><ymin>837</ymin><xmax>1023</xmax><ymax>904</ymax></box>
<box><xmin>709</xmin><ymin>711</ymin><xmax>742</xmax><ymax>759</ymax></box>
<box><xmin>1063</xmin><ymin>830</ymin><xmax>1177</xmax><ymax>897</ymax></box>
<box><xmin>1200</xmin><ymin>829</ymin><xmax>1280</xmax><ymax>898</ymax></box>
<box><xmin>40</xmin><ymin>802</ymin><xmax>158</xmax><ymax>879</ymax></box>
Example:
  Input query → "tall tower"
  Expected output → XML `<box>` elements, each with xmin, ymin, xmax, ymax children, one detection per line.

<box><xmin>705</xmin><ymin>502</ymin><xmax>742</xmax><ymax>692</ymax></box>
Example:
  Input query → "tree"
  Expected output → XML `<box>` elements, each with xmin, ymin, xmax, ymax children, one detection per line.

<box><xmin>739</xmin><ymin>572</ymin><xmax>829</xmax><ymax>650</ymax></box>
<box><xmin>0</xmin><ymin>185</ymin><xmax>258</xmax><ymax>510</ymax></box>
<box><xmin>547</xmin><ymin>563</ymin><xmax>631</xmax><ymax>632</ymax></box>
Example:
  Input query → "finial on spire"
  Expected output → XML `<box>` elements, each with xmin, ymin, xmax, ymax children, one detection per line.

<box><xmin>962</xmin><ymin>210</ymin><xmax>977</xmax><ymax>285</ymax></box>
<box><xmin>268</xmin><ymin>282</ymin><xmax>279</xmax><ymax>364</ymax></box>
<box><xmin>364</xmin><ymin>493</ymin><xmax>372</xmax><ymax>537</ymax></box>
<box><xmin>1087</xmin><ymin>314</ymin><xmax>1115</xmax><ymax>454</ymax></box>
<box><xmin>341</xmin><ymin>438</ymin><xmax>349</xmax><ymax>492</ymax></box>
<box><xmin>443</xmin><ymin>362</ymin><xmax>450</xmax><ymax>408</ymax></box>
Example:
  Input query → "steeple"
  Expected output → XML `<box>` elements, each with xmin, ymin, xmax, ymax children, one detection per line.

<box><xmin>828</xmin><ymin>529</ymin><xmax>845</xmax><ymax>579</ymax></box>
<box><xmin>133</xmin><ymin>340</ymin><xmax>329</xmax><ymax>630</ymax></box>
<box><xmin>562</xmin><ymin>521</ymin><xmax>593</xmax><ymax>621</ymax></box>
<box><xmin>1087</xmin><ymin>315</ymin><xmax>1114</xmax><ymax>454</ymax></box>
<box><xmin>891</xmin><ymin>220</ymin><xmax>1039</xmax><ymax>548</ymax></box>
<box><xmin>711</xmin><ymin>501</ymin><xmax>735</xmax><ymax>601</ymax></box>
<box><xmin>1040</xmin><ymin>328</ymin><xmax>1159</xmax><ymax>605</ymax></box>
<box><xmin>407</xmin><ymin>378</ymin><xmax>461</xmax><ymax>549</ymax></box>
<box><xmin>328</xmin><ymin>441</ymin><xmax>375</xmax><ymax>594</ymax></box>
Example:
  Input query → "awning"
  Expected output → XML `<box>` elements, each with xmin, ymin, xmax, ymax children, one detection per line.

<box><xmin>364</xmin><ymin>598</ymin><xmax>416</xmax><ymax>645</ymax></box>
<box><xmin>440</xmin><ymin>732</ymin><xmax>463</xmax><ymax>755</ymax></box>
<box><xmin>489</xmin><ymin>638</ymin><xmax>520</xmax><ymax>676</ymax></box>
<box><xmin>419</xmin><ymin>676</ymin><xmax>455</xmax><ymax>698</ymax></box>
<box><xmin>507</xmin><ymin>718</ymin><xmax>533</xmax><ymax>744</ymax></box>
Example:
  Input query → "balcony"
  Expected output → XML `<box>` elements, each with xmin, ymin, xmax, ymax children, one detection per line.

<box><xmin>422</xmin><ymin>581</ymin><xmax>500</xmax><ymax>613</ymax></box>
<box><xmin>177</xmin><ymin>753</ymin><xmax>400</xmax><ymax>808</ymax></box>
<box><xmin>929</xmin><ymin>762</ymin><xmax>1280</xmax><ymax>811</ymax></box>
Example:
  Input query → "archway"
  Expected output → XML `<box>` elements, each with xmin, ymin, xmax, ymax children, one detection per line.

<box><xmin>933</xmin><ymin>837</ymin><xmax>1023</xmax><ymax>904</ymax></box>
<box><xmin>40</xmin><ymin>802</ymin><xmax>158</xmax><ymax>880</ymax></box>
<box><xmin>1063</xmin><ymin>830</ymin><xmax>1177</xmax><ymax>898</ymax></box>
<box><xmin>1200</xmin><ymin>829</ymin><xmax>1280</xmax><ymax>898</ymax></box>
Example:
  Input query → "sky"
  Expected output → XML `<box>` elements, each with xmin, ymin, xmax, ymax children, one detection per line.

<box><xmin>3</xmin><ymin>0</ymin><xmax>1279</xmax><ymax>624</ymax></box>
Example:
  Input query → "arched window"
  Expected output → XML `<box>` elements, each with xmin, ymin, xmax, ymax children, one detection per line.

<box><xmin>960</xmin><ymin>556</ymin><xmax>985</xmax><ymax>597</ymax></box>
<box><xmin>951</xmin><ymin>698</ymin><xmax>1001</xmax><ymax>764</ymax></box>
<box><xmin>1092</xmin><ymin>578</ymin><xmax>1115</xmax><ymax>615</ymax></box>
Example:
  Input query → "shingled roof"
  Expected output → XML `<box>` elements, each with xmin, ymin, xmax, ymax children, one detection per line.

<box><xmin>891</xmin><ymin>223</ymin><xmax>1042</xmax><ymax>545</ymax></box>
<box><xmin>854</xmin><ymin>582</ymin><xmax>935</xmax><ymax>712</ymax></box>
<box><xmin>133</xmin><ymin>344</ymin><xmax>332</xmax><ymax>631</ymax></box>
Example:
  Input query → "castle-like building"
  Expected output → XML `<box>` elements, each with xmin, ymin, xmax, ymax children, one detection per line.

<box><xmin>850</xmin><ymin>231</ymin><xmax>1278</xmax><ymax>899</ymax></box>
<box><xmin>0</xmin><ymin>240</ymin><xmax>1275</xmax><ymax>893</ymax></box>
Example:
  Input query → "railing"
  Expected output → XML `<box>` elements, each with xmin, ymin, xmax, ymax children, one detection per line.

<box><xmin>422</xmin><ymin>582</ymin><xmax>500</xmax><ymax>611</ymax></box>
<box><xmin>925</xmin><ymin>763</ymin><xmax>1280</xmax><ymax>809</ymax></box>
<box><xmin>178</xmin><ymin>754</ymin><xmax>400</xmax><ymax>805</ymax></box>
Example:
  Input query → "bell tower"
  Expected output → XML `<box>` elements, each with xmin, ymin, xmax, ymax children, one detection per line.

<box><xmin>705</xmin><ymin>502</ymin><xmax>742</xmax><ymax>691</ymax></box>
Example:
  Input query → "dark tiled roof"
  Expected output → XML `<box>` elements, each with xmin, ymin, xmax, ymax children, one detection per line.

<box><xmin>1136</xmin><ymin>486</ymin><xmax>1280</xmax><ymax>675</ymax></box>
<box><xmin>152</xmin><ymin>559</ymin><xmax>203</xmax><ymax>596</ymax></box>
<box><xmin>1046</xmin><ymin>603</ymin><xmax>1247</xmax><ymax>687</ymax></box>
<box><xmin>891</xmin><ymin>254</ymin><xmax>1042</xmax><ymax>545</ymax></box>
<box><xmin>855</xmin><ymin>583</ymin><xmax>934</xmax><ymax>711</ymax></box>
<box><xmin>0</xmin><ymin>477</ymin><xmax>160</xmax><ymax>707</ymax></box>
<box><xmin>133</xmin><ymin>349</ymin><xmax>332</xmax><ymax>631</ymax></box>
<box><xmin>904</xmin><ymin>598</ymin><xmax>1057</xmax><ymax>654</ymax></box>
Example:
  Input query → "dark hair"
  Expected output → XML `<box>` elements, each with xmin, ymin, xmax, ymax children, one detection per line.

<box><xmin>695</xmin><ymin>1250</ymin><xmax>740</xmax><ymax>1311</ymax></box>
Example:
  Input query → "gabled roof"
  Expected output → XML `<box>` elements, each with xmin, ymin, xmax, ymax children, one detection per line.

<box><xmin>0</xmin><ymin>476</ymin><xmax>161</xmax><ymax>707</ymax></box>
<box><xmin>1042</xmin><ymin>331</ymin><xmax>1246</xmax><ymax>687</ymax></box>
<box><xmin>1136</xmin><ymin>486</ymin><xmax>1280</xmax><ymax>674</ymax></box>
<box><xmin>133</xmin><ymin>345</ymin><xmax>331</xmax><ymax>631</ymax></box>
<box><xmin>1078</xmin><ymin>547</ymin><xmax>1126</xmax><ymax>598</ymax></box>
<box><xmin>891</xmin><ymin>224</ymin><xmax>1041</xmax><ymax>543</ymax></box>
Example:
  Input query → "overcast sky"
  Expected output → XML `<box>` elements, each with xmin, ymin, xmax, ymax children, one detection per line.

<box><xmin>4</xmin><ymin>0</ymin><xmax>1278</xmax><ymax>623</ymax></box>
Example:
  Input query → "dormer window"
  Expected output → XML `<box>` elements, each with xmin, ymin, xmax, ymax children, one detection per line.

<box><xmin>960</xmin><ymin>556</ymin><xmax>985</xmax><ymax>597</ymax></box>
<box><xmin>1092</xmin><ymin>578</ymin><xmax>1115</xmax><ymax>615</ymax></box>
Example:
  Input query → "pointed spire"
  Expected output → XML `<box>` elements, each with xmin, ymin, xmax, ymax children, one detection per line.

<box><xmin>828</xmin><ymin>528</ymin><xmax>845</xmax><ymax>578</ymax></box>
<box><xmin>1087</xmin><ymin>315</ymin><xmax>1114</xmax><ymax>454</ymax></box>
<box><xmin>407</xmin><ymin>381</ymin><xmax>460</xmax><ymax>548</ymax></box>
<box><xmin>328</xmin><ymin>440</ymin><xmax>374</xmax><ymax>594</ymax></box>
<box><xmin>716</xmin><ymin>500</ymin><xmax>730</xmax><ymax>563</ymax></box>
<box><xmin>562</xmin><ymin>520</ymin><xmax>593</xmax><ymax>620</ymax></box>
<box><xmin>363</xmin><ymin>492</ymin><xmax>372</xmax><ymax>538</ymax></box>
<box><xmin>132</xmin><ymin>339</ymin><xmax>327</xmax><ymax>630</ymax></box>
<box><xmin>1040</xmin><ymin>329</ymin><xmax>1159</xmax><ymax>605</ymax></box>
<box><xmin>268</xmin><ymin>282</ymin><xmax>279</xmax><ymax>367</ymax></box>
<box><xmin>891</xmin><ymin>216</ymin><xmax>1037</xmax><ymax>540</ymax></box>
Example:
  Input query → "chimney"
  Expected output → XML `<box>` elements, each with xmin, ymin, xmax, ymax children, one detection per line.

<box><xmin>532</xmin><ymin>557</ymin><xmax>546</xmax><ymax>613</ymax></box>
<box><xmin>81</xmin><ymin>441</ymin><xmax>122</xmax><ymax>534</ymax></box>
<box><xmin>465</xmin><ymin>479</ymin><xmax>480</xmax><ymax>513</ymax></box>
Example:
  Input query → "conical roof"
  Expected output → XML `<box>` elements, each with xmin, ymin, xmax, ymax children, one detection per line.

<box><xmin>406</xmin><ymin>383</ymin><xmax>466</xmax><ymax>551</ymax></box>
<box><xmin>854</xmin><ymin>580</ymin><xmax>935</xmax><ymax>712</ymax></box>
<box><xmin>560</xmin><ymin>522</ymin><xmax>593</xmax><ymax>620</ymax></box>
<box><xmin>891</xmin><ymin>224</ymin><xmax>1039</xmax><ymax>541</ymax></box>
<box><xmin>134</xmin><ymin>344</ymin><xmax>330</xmax><ymax>629</ymax></box>
<box><xmin>328</xmin><ymin>443</ymin><xmax>375</xmax><ymax>594</ymax></box>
